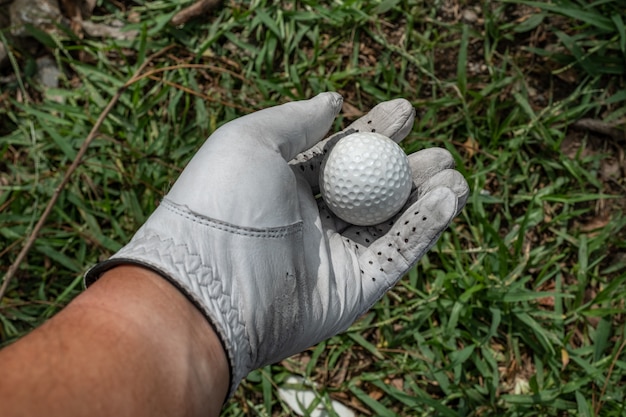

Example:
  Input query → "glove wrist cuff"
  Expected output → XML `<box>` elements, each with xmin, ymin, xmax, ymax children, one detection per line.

<box><xmin>84</xmin><ymin>233</ymin><xmax>247</xmax><ymax>398</ymax></box>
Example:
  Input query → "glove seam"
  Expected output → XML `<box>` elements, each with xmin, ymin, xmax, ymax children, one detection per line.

<box><xmin>161</xmin><ymin>198</ymin><xmax>303</xmax><ymax>238</ymax></box>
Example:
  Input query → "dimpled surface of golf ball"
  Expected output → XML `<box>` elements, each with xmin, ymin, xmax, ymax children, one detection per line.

<box><xmin>319</xmin><ymin>131</ymin><xmax>412</xmax><ymax>226</ymax></box>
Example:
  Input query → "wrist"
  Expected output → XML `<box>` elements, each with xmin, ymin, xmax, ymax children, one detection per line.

<box><xmin>80</xmin><ymin>265</ymin><xmax>230</xmax><ymax>413</ymax></box>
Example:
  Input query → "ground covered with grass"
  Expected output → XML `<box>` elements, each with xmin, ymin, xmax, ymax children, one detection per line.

<box><xmin>1</xmin><ymin>1</ymin><xmax>626</xmax><ymax>416</ymax></box>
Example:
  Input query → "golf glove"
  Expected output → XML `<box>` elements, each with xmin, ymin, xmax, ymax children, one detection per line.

<box><xmin>85</xmin><ymin>92</ymin><xmax>470</xmax><ymax>397</ymax></box>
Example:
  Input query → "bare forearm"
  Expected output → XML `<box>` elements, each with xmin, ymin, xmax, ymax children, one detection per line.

<box><xmin>0</xmin><ymin>266</ymin><xmax>229</xmax><ymax>417</ymax></box>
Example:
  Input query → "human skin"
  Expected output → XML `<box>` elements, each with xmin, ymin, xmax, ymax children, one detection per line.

<box><xmin>0</xmin><ymin>266</ymin><xmax>229</xmax><ymax>417</ymax></box>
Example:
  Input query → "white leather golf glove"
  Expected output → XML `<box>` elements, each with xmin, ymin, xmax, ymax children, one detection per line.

<box><xmin>85</xmin><ymin>92</ymin><xmax>469</xmax><ymax>397</ymax></box>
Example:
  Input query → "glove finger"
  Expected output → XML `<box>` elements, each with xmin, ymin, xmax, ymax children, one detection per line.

<box><xmin>165</xmin><ymin>92</ymin><xmax>342</xmax><ymax>227</ymax></box>
<box><xmin>408</xmin><ymin>147</ymin><xmax>456</xmax><ymax>189</ymax></box>
<box><xmin>412</xmin><ymin>169</ymin><xmax>469</xmax><ymax>217</ymax></box>
<box><xmin>221</xmin><ymin>92</ymin><xmax>343</xmax><ymax>162</ymax></box>
<box><xmin>338</xmin><ymin>168</ymin><xmax>469</xmax><ymax>245</ymax></box>
<box><xmin>344</xmin><ymin>98</ymin><xmax>416</xmax><ymax>143</ymax></box>
<box><xmin>290</xmin><ymin>99</ymin><xmax>416</xmax><ymax>192</ymax></box>
<box><xmin>356</xmin><ymin>187</ymin><xmax>458</xmax><ymax>305</ymax></box>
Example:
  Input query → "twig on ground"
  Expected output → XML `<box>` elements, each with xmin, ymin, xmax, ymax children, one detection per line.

<box><xmin>0</xmin><ymin>45</ymin><xmax>175</xmax><ymax>303</ymax></box>
<box><xmin>572</xmin><ymin>118</ymin><xmax>625</xmax><ymax>142</ymax></box>
<box><xmin>171</xmin><ymin>0</ymin><xmax>222</xmax><ymax>26</ymax></box>
<box><xmin>594</xmin><ymin>337</ymin><xmax>626</xmax><ymax>416</ymax></box>
<box><xmin>146</xmin><ymin>74</ymin><xmax>254</xmax><ymax>113</ymax></box>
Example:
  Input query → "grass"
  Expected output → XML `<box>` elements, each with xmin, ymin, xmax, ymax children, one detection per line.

<box><xmin>1</xmin><ymin>0</ymin><xmax>626</xmax><ymax>415</ymax></box>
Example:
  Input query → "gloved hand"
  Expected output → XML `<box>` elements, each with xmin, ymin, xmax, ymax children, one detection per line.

<box><xmin>85</xmin><ymin>92</ymin><xmax>469</xmax><ymax>397</ymax></box>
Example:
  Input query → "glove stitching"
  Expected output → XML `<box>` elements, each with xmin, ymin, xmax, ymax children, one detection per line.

<box><xmin>110</xmin><ymin>229</ymin><xmax>249</xmax><ymax>398</ymax></box>
<box><xmin>161</xmin><ymin>198</ymin><xmax>303</xmax><ymax>238</ymax></box>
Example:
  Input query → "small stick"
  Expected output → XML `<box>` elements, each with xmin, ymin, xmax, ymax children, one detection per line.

<box><xmin>146</xmin><ymin>74</ymin><xmax>254</xmax><ymax>113</ymax></box>
<box><xmin>594</xmin><ymin>337</ymin><xmax>626</xmax><ymax>416</ymax></box>
<box><xmin>171</xmin><ymin>0</ymin><xmax>222</xmax><ymax>26</ymax></box>
<box><xmin>572</xmin><ymin>118</ymin><xmax>625</xmax><ymax>142</ymax></box>
<box><xmin>0</xmin><ymin>45</ymin><xmax>175</xmax><ymax>302</ymax></box>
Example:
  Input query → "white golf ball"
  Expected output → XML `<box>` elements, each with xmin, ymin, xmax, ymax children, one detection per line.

<box><xmin>319</xmin><ymin>131</ymin><xmax>413</xmax><ymax>226</ymax></box>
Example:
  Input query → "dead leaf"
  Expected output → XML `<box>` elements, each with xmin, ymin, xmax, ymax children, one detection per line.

<box><xmin>561</xmin><ymin>348</ymin><xmax>569</xmax><ymax>370</ymax></box>
<box><xmin>367</xmin><ymin>385</ymin><xmax>384</xmax><ymax>401</ymax></box>
<box><xmin>462</xmin><ymin>136</ymin><xmax>479</xmax><ymax>158</ymax></box>
<box><xmin>341</xmin><ymin>101</ymin><xmax>364</xmax><ymax>119</ymax></box>
<box><xmin>389</xmin><ymin>377</ymin><xmax>403</xmax><ymax>391</ymax></box>
<box><xmin>579</xmin><ymin>213</ymin><xmax>611</xmax><ymax>233</ymax></box>
<box><xmin>171</xmin><ymin>0</ymin><xmax>221</xmax><ymax>26</ymax></box>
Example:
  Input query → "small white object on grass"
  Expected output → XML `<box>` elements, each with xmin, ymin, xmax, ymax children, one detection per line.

<box><xmin>277</xmin><ymin>376</ymin><xmax>356</xmax><ymax>417</ymax></box>
<box><xmin>320</xmin><ymin>131</ymin><xmax>413</xmax><ymax>226</ymax></box>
